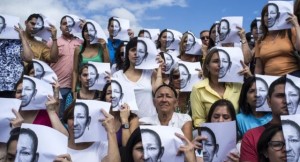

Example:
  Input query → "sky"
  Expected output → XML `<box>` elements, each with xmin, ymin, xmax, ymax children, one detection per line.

<box><xmin>1</xmin><ymin>0</ymin><xmax>270</xmax><ymax>37</ymax></box>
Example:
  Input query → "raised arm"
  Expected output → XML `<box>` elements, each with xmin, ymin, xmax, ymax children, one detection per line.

<box><xmin>15</xmin><ymin>24</ymin><xmax>33</xmax><ymax>62</ymax></box>
<box><xmin>49</xmin><ymin>24</ymin><xmax>58</xmax><ymax>63</ymax></box>
<box><xmin>72</xmin><ymin>46</ymin><xmax>80</xmax><ymax>93</ymax></box>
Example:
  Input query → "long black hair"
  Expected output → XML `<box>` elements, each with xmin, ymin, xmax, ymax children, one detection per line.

<box><xmin>123</xmin><ymin>37</ymin><xmax>138</xmax><ymax>72</ymax></box>
<box><xmin>238</xmin><ymin>77</ymin><xmax>256</xmax><ymax>114</ymax></box>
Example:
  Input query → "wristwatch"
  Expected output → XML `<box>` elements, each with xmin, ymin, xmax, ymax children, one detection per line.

<box><xmin>122</xmin><ymin>123</ymin><xmax>130</xmax><ymax>129</ymax></box>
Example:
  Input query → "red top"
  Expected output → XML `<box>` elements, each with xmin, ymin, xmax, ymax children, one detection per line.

<box><xmin>32</xmin><ymin>110</ymin><xmax>52</xmax><ymax>127</ymax></box>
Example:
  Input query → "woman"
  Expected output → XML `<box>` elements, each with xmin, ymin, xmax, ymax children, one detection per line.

<box><xmin>72</xmin><ymin>22</ymin><xmax>110</xmax><ymax>92</ymax></box>
<box><xmin>111</xmin><ymin>42</ymin><xmax>126</xmax><ymax>74</ymax></box>
<box><xmin>190</xmin><ymin>48</ymin><xmax>251</xmax><ymax>127</ymax></box>
<box><xmin>139</xmin><ymin>84</ymin><xmax>193</xmax><ymax>141</ymax></box>
<box><xmin>194</xmin><ymin>99</ymin><xmax>240</xmax><ymax>162</ymax></box>
<box><xmin>62</xmin><ymin>101</ymin><xmax>121</xmax><ymax>162</ymax></box>
<box><xmin>257</xmin><ymin>125</ymin><xmax>286</xmax><ymax>162</ymax></box>
<box><xmin>112</xmin><ymin>37</ymin><xmax>163</xmax><ymax>118</ymax></box>
<box><xmin>122</xmin><ymin>128</ymin><xmax>196</xmax><ymax>162</ymax></box>
<box><xmin>100</xmin><ymin>82</ymin><xmax>139</xmax><ymax>147</ymax></box>
<box><xmin>255</xmin><ymin>3</ymin><xmax>300</xmax><ymax>76</ymax></box>
<box><xmin>237</xmin><ymin>77</ymin><xmax>272</xmax><ymax>137</ymax></box>
<box><xmin>156</xmin><ymin>29</ymin><xmax>168</xmax><ymax>53</ymax></box>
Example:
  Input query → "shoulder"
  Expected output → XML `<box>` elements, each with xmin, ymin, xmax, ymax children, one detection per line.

<box><xmin>192</xmin><ymin>78</ymin><xmax>209</xmax><ymax>90</ymax></box>
<box><xmin>174</xmin><ymin>113</ymin><xmax>192</xmax><ymax>122</ymax></box>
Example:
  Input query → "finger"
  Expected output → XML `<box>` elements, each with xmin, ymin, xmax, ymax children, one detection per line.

<box><xmin>240</xmin><ymin>60</ymin><xmax>246</xmax><ymax>68</ymax></box>
<box><xmin>101</xmin><ymin>108</ymin><xmax>110</xmax><ymax>118</ymax></box>
<box><xmin>175</xmin><ymin>132</ymin><xmax>188</xmax><ymax>143</ymax></box>
<box><xmin>12</xmin><ymin>108</ymin><xmax>21</xmax><ymax>118</ymax></box>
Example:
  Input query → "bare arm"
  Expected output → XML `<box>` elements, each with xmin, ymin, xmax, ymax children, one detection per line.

<box><xmin>182</xmin><ymin>121</ymin><xmax>193</xmax><ymax>142</ymax></box>
<box><xmin>151</xmin><ymin>54</ymin><xmax>164</xmax><ymax>92</ymax></box>
<box><xmin>72</xmin><ymin>47</ymin><xmax>80</xmax><ymax>92</ymax></box>
<box><xmin>15</xmin><ymin>25</ymin><xmax>33</xmax><ymax>62</ymax></box>
<box><xmin>254</xmin><ymin>58</ymin><xmax>263</xmax><ymax>74</ymax></box>
<box><xmin>237</xmin><ymin>26</ymin><xmax>252</xmax><ymax>64</ymax></box>
<box><xmin>49</xmin><ymin>24</ymin><xmax>58</xmax><ymax>63</ymax></box>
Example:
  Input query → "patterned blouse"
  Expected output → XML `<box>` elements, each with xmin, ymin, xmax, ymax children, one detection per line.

<box><xmin>0</xmin><ymin>39</ymin><xmax>24</xmax><ymax>91</ymax></box>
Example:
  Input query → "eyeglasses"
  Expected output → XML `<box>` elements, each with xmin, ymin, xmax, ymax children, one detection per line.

<box><xmin>268</xmin><ymin>141</ymin><xmax>285</xmax><ymax>151</ymax></box>
<box><xmin>201</xmin><ymin>36</ymin><xmax>209</xmax><ymax>40</ymax></box>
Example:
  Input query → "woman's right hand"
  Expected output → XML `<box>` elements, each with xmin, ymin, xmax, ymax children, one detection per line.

<box><xmin>175</xmin><ymin>133</ymin><xmax>196</xmax><ymax>162</ymax></box>
<box><xmin>120</xmin><ymin>103</ymin><xmax>130</xmax><ymax>124</ymax></box>
<box><xmin>10</xmin><ymin>108</ymin><xmax>24</xmax><ymax>128</ymax></box>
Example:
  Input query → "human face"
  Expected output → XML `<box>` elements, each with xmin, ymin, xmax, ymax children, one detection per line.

<box><xmin>218</xmin><ymin>51</ymin><xmax>230</xmax><ymax>78</ymax></box>
<box><xmin>136</xmin><ymin>41</ymin><xmax>146</xmax><ymax>66</ymax></box>
<box><xmin>266</xmin><ymin>131</ymin><xmax>287</xmax><ymax>162</ymax></box>
<box><xmin>132</xmin><ymin>141</ymin><xmax>144</xmax><ymax>162</ymax></box>
<box><xmin>159</xmin><ymin>32</ymin><xmax>167</xmax><ymax>49</ymax></box>
<box><xmin>164</xmin><ymin>53</ymin><xmax>173</xmax><ymax>71</ymax></box>
<box><xmin>105</xmin><ymin>85</ymin><xmax>112</xmax><ymax>103</ymax></box>
<box><xmin>60</xmin><ymin>17</ymin><xmax>71</xmax><ymax>35</ymax></box>
<box><xmin>33</xmin><ymin>62</ymin><xmax>44</xmax><ymax>79</ymax></box>
<box><xmin>25</xmin><ymin>18</ymin><xmax>39</xmax><ymax>35</ymax></box>
<box><xmin>267</xmin><ymin>4</ymin><xmax>278</xmax><ymax>28</ymax></box>
<box><xmin>15</xmin><ymin>83</ymin><xmax>23</xmax><ymax>99</ymax></box>
<box><xmin>88</xmin><ymin>65</ymin><xmax>97</xmax><ymax>87</ymax></box>
<box><xmin>202</xmin><ymin>130</ymin><xmax>216</xmax><ymax>162</ymax></box>
<box><xmin>142</xmin><ymin>132</ymin><xmax>161</xmax><ymax>162</ymax></box>
<box><xmin>210</xmin><ymin>26</ymin><xmax>217</xmax><ymax>42</ymax></box>
<box><xmin>21</xmin><ymin>78</ymin><xmax>35</xmax><ymax>107</ymax></box>
<box><xmin>128</xmin><ymin>46</ymin><xmax>137</xmax><ymax>65</ymax></box>
<box><xmin>111</xmin><ymin>81</ymin><xmax>122</xmax><ymax>108</ymax></box>
<box><xmin>179</xmin><ymin>65</ymin><xmax>190</xmax><ymax>88</ymax></box>
<box><xmin>112</xmin><ymin>20</ymin><xmax>120</xmax><ymax>37</ymax></box>
<box><xmin>285</xmin><ymin>81</ymin><xmax>300</xmax><ymax>115</ymax></box>
<box><xmin>268</xmin><ymin>84</ymin><xmax>288</xmax><ymax>117</ymax></box>
<box><xmin>184</xmin><ymin>34</ymin><xmax>194</xmax><ymax>51</ymax></box>
<box><xmin>79</xmin><ymin>67</ymin><xmax>89</xmax><ymax>88</ymax></box>
<box><xmin>200</xmin><ymin>31</ymin><xmax>210</xmax><ymax>46</ymax></box>
<box><xmin>210</xmin><ymin>106</ymin><xmax>232</xmax><ymax>122</ymax></box>
<box><xmin>154</xmin><ymin>86</ymin><xmax>177</xmax><ymax>113</ymax></box>
<box><xmin>6</xmin><ymin>140</ymin><xmax>17</xmax><ymax>162</ymax></box>
<box><xmin>206</xmin><ymin>52</ymin><xmax>220</xmax><ymax>78</ymax></box>
<box><xmin>256</xmin><ymin>79</ymin><xmax>268</xmax><ymax>108</ymax></box>
<box><xmin>65</xmin><ymin>16</ymin><xmax>74</xmax><ymax>32</ymax></box>
<box><xmin>85</xmin><ymin>23</ymin><xmax>96</xmax><ymax>42</ymax></box>
<box><xmin>32</xmin><ymin>17</ymin><xmax>43</xmax><ymax>34</ymax></box>
<box><xmin>247</xmin><ymin>82</ymin><xmax>257</xmax><ymax>109</ymax></box>
<box><xmin>219</xmin><ymin>21</ymin><xmax>229</xmax><ymax>41</ymax></box>
<box><xmin>74</xmin><ymin>104</ymin><xmax>88</xmax><ymax>139</ymax></box>
<box><xmin>283</xmin><ymin>124</ymin><xmax>300</xmax><ymax>162</ymax></box>
<box><xmin>16</xmin><ymin>133</ymin><xmax>36</xmax><ymax>162</ymax></box>
<box><xmin>166</xmin><ymin>31</ymin><xmax>174</xmax><ymax>48</ymax></box>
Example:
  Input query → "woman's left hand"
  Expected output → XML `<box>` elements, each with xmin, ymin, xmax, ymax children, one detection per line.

<box><xmin>238</xmin><ymin>60</ymin><xmax>252</xmax><ymax>78</ymax></box>
<box><xmin>286</xmin><ymin>12</ymin><xmax>299</xmax><ymax>27</ymax></box>
<box><xmin>225</xmin><ymin>149</ymin><xmax>240</xmax><ymax>162</ymax></box>
<box><xmin>46</xmin><ymin>95</ymin><xmax>59</xmax><ymax>112</ymax></box>
<box><xmin>120</xmin><ymin>103</ymin><xmax>130</xmax><ymax>124</ymax></box>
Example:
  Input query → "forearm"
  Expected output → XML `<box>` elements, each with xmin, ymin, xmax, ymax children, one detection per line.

<box><xmin>47</xmin><ymin>111</ymin><xmax>69</xmax><ymax>136</ymax></box>
<box><xmin>241</xmin><ymin>42</ymin><xmax>252</xmax><ymax>65</ymax></box>
<box><xmin>20</xmin><ymin>36</ymin><xmax>33</xmax><ymax>62</ymax></box>
<box><xmin>106</xmin><ymin>131</ymin><xmax>121</xmax><ymax>162</ymax></box>
<box><xmin>50</xmin><ymin>40</ymin><xmax>59</xmax><ymax>62</ymax></box>
<box><xmin>152</xmin><ymin>68</ymin><xmax>163</xmax><ymax>93</ymax></box>
<box><xmin>72</xmin><ymin>72</ymin><xmax>77</xmax><ymax>92</ymax></box>
<box><xmin>182</xmin><ymin>121</ymin><xmax>193</xmax><ymax>141</ymax></box>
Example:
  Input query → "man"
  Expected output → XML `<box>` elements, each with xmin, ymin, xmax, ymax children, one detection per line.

<box><xmin>240</xmin><ymin>76</ymin><xmax>288</xmax><ymax>162</ymax></box>
<box><xmin>285</xmin><ymin>78</ymin><xmax>300</xmax><ymax>115</ymax></box>
<box><xmin>178</xmin><ymin>63</ymin><xmax>191</xmax><ymax>89</ymax></box>
<box><xmin>21</xmin><ymin>77</ymin><xmax>37</xmax><ymax>107</ymax></box>
<box><xmin>200</xmin><ymin>30</ymin><xmax>210</xmax><ymax>46</ymax></box>
<box><xmin>218</xmin><ymin>49</ymin><xmax>232</xmax><ymax>79</ymax></box>
<box><xmin>107</xmin><ymin>17</ymin><xmax>122</xmax><ymax>64</ymax></box>
<box><xmin>87</xmin><ymin>63</ymin><xmax>99</xmax><ymax>88</ymax></box>
<box><xmin>201</xmin><ymin>127</ymin><xmax>219</xmax><ymax>162</ymax></box>
<box><xmin>141</xmin><ymin>128</ymin><xmax>164</xmax><ymax>162</ymax></box>
<box><xmin>74</xmin><ymin>102</ymin><xmax>91</xmax><ymax>139</ymax></box>
<box><xmin>281</xmin><ymin>119</ymin><xmax>300</xmax><ymax>162</ymax></box>
<box><xmin>47</xmin><ymin>15</ymin><xmax>82</xmax><ymax>117</ymax></box>
<box><xmin>136</xmin><ymin>39</ymin><xmax>149</xmax><ymax>66</ymax></box>
<box><xmin>111</xmin><ymin>80</ymin><xmax>123</xmax><ymax>109</ymax></box>
<box><xmin>24</xmin><ymin>13</ymin><xmax>58</xmax><ymax>63</ymax></box>
<box><xmin>16</xmin><ymin>128</ymin><xmax>39</xmax><ymax>162</ymax></box>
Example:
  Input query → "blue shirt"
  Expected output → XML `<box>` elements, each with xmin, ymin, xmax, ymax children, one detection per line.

<box><xmin>107</xmin><ymin>38</ymin><xmax>121</xmax><ymax>64</ymax></box>
<box><xmin>237</xmin><ymin>112</ymin><xmax>272</xmax><ymax>136</ymax></box>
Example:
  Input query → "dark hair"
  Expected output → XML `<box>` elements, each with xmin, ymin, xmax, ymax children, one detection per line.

<box><xmin>25</xmin><ymin>62</ymin><xmax>34</xmax><ymax>76</ymax></box>
<box><xmin>268</xmin><ymin>76</ymin><xmax>286</xmax><ymax>98</ymax></box>
<box><xmin>32</xmin><ymin>60</ymin><xmax>45</xmax><ymax>79</ymax></box>
<box><xmin>250</xmin><ymin>19</ymin><xmax>257</xmax><ymax>31</ymax></box>
<box><xmin>20</xmin><ymin>128</ymin><xmax>39</xmax><ymax>158</ymax></box>
<box><xmin>123</xmin><ymin>128</ymin><xmax>141</xmax><ymax>162</ymax></box>
<box><xmin>100</xmin><ymin>82</ymin><xmax>111</xmax><ymax>102</ymax></box>
<box><xmin>282</xmin><ymin>119</ymin><xmax>300</xmax><ymax>135</ymax></box>
<box><xmin>208</xmin><ymin>23</ymin><xmax>217</xmax><ymax>49</ymax></box>
<box><xmin>124</xmin><ymin>37</ymin><xmax>138</xmax><ymax>72</ymax></box>
<box><xmin>154</xmin><ymin>84</ymin><xmax>178</xmax><ymax>98</ymax></box>
<box><xmin>6</xmin><ymin>127</ymin><xmax>21</xmax><ymax>150</ymax></box>
<box><xmin>257</xmin><ymin>125</ymin><xmax>282</xmax><ymax>162</ymax></box>
<box><xmin>156</xmin><ymin>29</ymin><xmax>168</xmax><ymax>49</ymax></box>
<box><xmin>26</xmin><ymin>13</ymin><xmax>41</xmax><ymax>22</ymax></box>
<box><xmin>200</xmin><ymin>127</ymin><xmax>218</xmax><ymax>152</ymax></box>
<box><xmin>218</xmin><ymin>19</ymin><xmax>231</xmax><ymax>41</ymax></box>
<box><xmin>239</xmin><ymin>77</ymin><xmax>256</xmax><ymax>114</ymax></box>
<box><xmin>60</xmin><ymin>15</ymin><xmax>75</xmax><ymax>26</ymax></box>
<box><xmin>63</xmin><ymin>100</ymin><xmax>76</xmax><ymax>123</ymax></box>
<box><xmin>115</xmin><ymin>42</ymin><xmax>126</xmax><ymax>71</ymax></box>
<box><xmin>207</xmin><ymin>99</ymin><xmax>236</xmax><ymax>122</ymax></box>
<box><xmin>200</xmin><ymin>30</ymin><xmax>209</xmax><ymax>36</ymax></box>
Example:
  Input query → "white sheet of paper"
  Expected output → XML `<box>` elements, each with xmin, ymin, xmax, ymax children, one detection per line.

<box><xmin>33</xmin><ymin>14</ymin><xmax>55</xmax><ymax>41</ymax></box>
<box><xmin>111</xmin><ymin>78</ymin><xmax>139</xmax><ymax>111</ymax></box>
<box><xmin>33</xmin><ymin>59</ymin><xmax>58</xmax><ymax>84</ymax></box>
<box><xmin>286</xmin><ymin>74</ymin><xmax>300</xmax><ymax>115</ymax></box>
<box><xmin>268</xmin><ymin>0</ymin><xmax>293</xmax><ymax>31</ymax></box>
<box><xmin>201</xmin><ymin>121</ymin><xmax>237</xmax><ymax>162</ymax></box>
<box><xmin>184</xmin><ymin>31</ymin><xmax>202</xmax><ymax>55</ymax></box>
<box><xmin>15</xmin><ymin>123</ymin><xmax>68</xmax><ymax>162</ymax></box>
<box><xmin>0</xmin><ymin>98</ymin><xmax>21</xmax><ymax>143</ymax></box>
<box><xmin>21</xmin><ymin>75</ymin><xmax>53</xmax><ymax>110</ymax></box>
<box><xmin>0</xmin><ymin>14</ymin><xmax>19</xmax><ymax>39</ymax></box>
<box><xmin>256</xmin><ymin>17</ymin><xmax>263</xmax><ymax>37</ymax></box>
<box><xmin>85</xmin><ymin>19</ymin><xmax>108</xmax><ymax>44</ymax></box>
<box><xmin>218</xmin><ymin>16</ymin><xmax>243</xmax><ymax>44</ymax></box>
<box><xmin>112</xmin><ymin>17</ymin><xmax>130</xmax><ymax>41</ymax></box>
<box><xmin>140</xmin><ymin>125</ymin><xmax>184</xmax><ymax>162</ymax></box>
<box><xmin>217</xmin><ymin>47</ymin><xmax>244</xmax><ymax>83</ymax></box>
<box><xmin>178</xmin><ymin>61</ymin><xmax>202</xmax><ymax>92</ymax></box>
<box><xmin>166</xmin><ymin>29</ymin><xmax>182</xmax><ymax>51</ymax></box>
<box><xmin>74</xmin><ymin>99</ymin><xmax>111</xmax><ymax>143</ymax></box>
<box><xmin>164</xmin><ymin>51</ymin><xmax>179</xmax><ymax>74</ymax></box>
<box><xmin>135</xmin><ymin>37</ymin><xmax>159</xmax><ymax>69</ymax></box>
<box><xmin>142</xmin><ymin>28</ymin><xmax>160</xmax><ymax>42</ymax></box>
<box><xmin>65</xmin><ymin>14</ymin><xmax>83</xmax><ymax>35</ymax></box>
<box><xmin>255</xmin><ymin>74</ymin><xmax>280</xmax><ymax>112</ymax></box>
<box><xmin>87</xmin><ymin>62</ymin><xmax>110</xmax><ymax>91</ymax></box>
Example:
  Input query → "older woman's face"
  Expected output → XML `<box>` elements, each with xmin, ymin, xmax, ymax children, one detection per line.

<box><xmin>154</xmin><ymin>86</ymin><xmax>177</xmax><ymax>113</ymax></box>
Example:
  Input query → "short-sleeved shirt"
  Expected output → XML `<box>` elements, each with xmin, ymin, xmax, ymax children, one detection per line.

<box><xmin>28</xmin><ymin>38</ymin><xmax>51</xmax><ymax>62</ymax></box>
<box><xmin>68</xmin><ymin>142</ymin><xmax>108</xmax><ymax>162</ymax></box>
<box><xmin>0</xmin><ymin>39</ymin><xmax>23</xmax><ymax>91</ymax></box>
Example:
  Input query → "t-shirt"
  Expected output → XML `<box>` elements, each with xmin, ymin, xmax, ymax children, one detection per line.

<box><xmin>0</xmin><ymin>39</ymin><xmax>23</xmax><ymax>91</ymax></box>
<box><xmin>68</xmin><ymin>142</ymin><xmax>108</xmax><ymax>162</ymax></box>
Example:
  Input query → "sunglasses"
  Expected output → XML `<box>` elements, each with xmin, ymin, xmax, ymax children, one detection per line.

<box><xmin>201</xmin><ymin>36</ymin><xmax>209</xmax><ymax>40</ymax></box>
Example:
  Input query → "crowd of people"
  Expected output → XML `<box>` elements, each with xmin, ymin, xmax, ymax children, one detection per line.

<box><xmin>1</xmin><ymin>1</ymin><xmax>300</xmax><ymax>162</ymax></box>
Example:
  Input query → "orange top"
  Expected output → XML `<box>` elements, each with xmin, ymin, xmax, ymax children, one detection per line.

<box><xmin>255</xmin><ymin>29</ymin><xmax>299</xmax><ymax>76</ymax></box>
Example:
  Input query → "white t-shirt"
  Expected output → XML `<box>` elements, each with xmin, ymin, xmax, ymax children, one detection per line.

<box><xmin>139</xmin><ymin>112</ymin><xmax>191</xmax><ymax>129</ymax></box>
<box><xmin>68</xmin><ymin>142</ymin><xmax>108</xmax><ymax>162</ymax></box>
<box><xmin>113</xmin><ymin>69</ymin><xmax>157</xmax><ymax>118</ymax></box>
